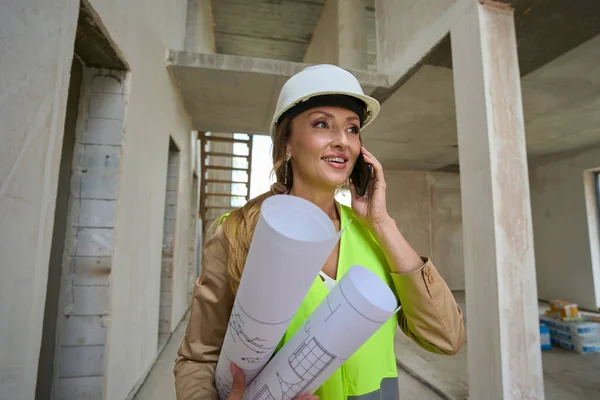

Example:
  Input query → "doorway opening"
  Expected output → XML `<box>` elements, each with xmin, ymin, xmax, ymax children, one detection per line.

<box><xmin>36</xmin><ymin>56</ymin><xmax>84</xmax><ymax>400</ymax></box>
<box><xmin>159</xmin><ymin>138</ymin><xmax>181</xmax><ymax>349</ymax></box>
<box><xmin>188</xmin><ymin>173</ymin><xmax>200</xmax><ymax>297</ymax></box>
<box><xmin>36</xmin><ymin>2</ymin><xmax>128</xmax><ymax>399</ymax></box>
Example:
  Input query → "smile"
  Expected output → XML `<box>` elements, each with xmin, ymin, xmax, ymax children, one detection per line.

<box><xmin>321</xmin><ymin>157</ymin><xmax>348</xmax><ymax>170</ymax></box>
<box><xmin>321</xmin><ymin>157</ymin><xmax>347</xmax><ymax>164</ymax></box>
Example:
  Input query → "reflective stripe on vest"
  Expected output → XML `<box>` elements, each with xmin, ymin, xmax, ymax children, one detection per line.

<box><xmin>347</xmin><ymin>378</ymin><xmax>399</xmax><ymax>400</ymax></box>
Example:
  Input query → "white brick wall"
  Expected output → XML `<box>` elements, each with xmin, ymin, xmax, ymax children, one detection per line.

<box><xmin>72</xmin><ymin>257</ymin><xmax>111</xmax><ymax>286</ymax></box>
<box><xmin>56</xmin><ymin>377</ymin><xmax>104</xmax><ymax>400</ymax></box>
<box><xmin>88</xmin><ymin>93</ymin><xmax>125</xmax><ymax>120</ymax></box>
<box><xmin>55</xmin><ymin>69</ymin><xmax>126</xmax><ymax>399</ymax></box>
<box><xmin>85</xmin><ymin>118</ymin><xmax>123</xmax><ymax>146</ymax></box>
<box><xmin>61</xmin><ymin>316</ymin><xmax>108</xmax><ymax>346</ymax></box>
<box><xmin>59</xmin><ymin>346</ymin><xmax>105</xmax><ymax>377</ymax></box>
<box><xmin>75</xmin><ymin>229</ymin><xmax>115</xmax><ymax>257</ymax></box>
<box><xmin>78</xmin><ymin>200</ymin><xmax>117</xmax><ymax>227</ymax></box>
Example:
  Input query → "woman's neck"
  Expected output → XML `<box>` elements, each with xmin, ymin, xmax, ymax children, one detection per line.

<box><xmin>289</xmin><ymin>183</ymin><xmax>338</xmax><ymax>220</ymax></box>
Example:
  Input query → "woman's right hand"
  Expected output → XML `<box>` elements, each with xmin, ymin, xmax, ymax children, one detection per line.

<box><xmin>225</xmin><ymin>364</ymin><xmax>246</xmax><ymax>400</ymax></box>
<box><xmin>226</xmin><ymin>364</ymin><xmax>319</xmax><ymax>400</ymax></box>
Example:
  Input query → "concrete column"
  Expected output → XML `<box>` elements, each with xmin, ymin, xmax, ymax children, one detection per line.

<box><xmin>303</xmin><ymin>0</ymin><xmax>367</xmax><ymax>70</ymax></box>
<box><xmin>338</xmin><ymin>0</ymin><xmax>367</xmax><ymax>70</ymax></box>
<box><xmin>184</xmin><ymin>0</ymin><xmax>215</xmax><ymax>53</ymax></box>
<box><xmin>450</xmin><ymin>1</ymin><xmax>544</xmax><ymax>399</ymax></box>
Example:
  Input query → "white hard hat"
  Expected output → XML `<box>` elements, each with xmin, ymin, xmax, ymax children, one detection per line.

<box><xmin>270</xmin><ymin>64</ymin><xmax>380</xmax><ymax>137</ymax></box>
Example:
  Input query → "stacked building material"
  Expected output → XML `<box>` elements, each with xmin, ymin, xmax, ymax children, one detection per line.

<box><xmin>540</xmin><ymin>303</ymin><xmax>600</xmax><ymax>354</ymax></box>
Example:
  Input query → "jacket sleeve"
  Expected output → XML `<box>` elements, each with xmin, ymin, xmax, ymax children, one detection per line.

<box><xmin>392</xmin><ymin>257</ymin><xmax>465</xmax><ymax>355</ymax></box>
<box><xmin>174</xmin><ymin>226</ymin><xmax>234</xmax><ymax>399</ymax></box>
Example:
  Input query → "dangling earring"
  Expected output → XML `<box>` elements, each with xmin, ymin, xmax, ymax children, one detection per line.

<box><xmin>284</xmin><ymin>153</ymin><xmax>291</xmax><ymax>186</ymax></box>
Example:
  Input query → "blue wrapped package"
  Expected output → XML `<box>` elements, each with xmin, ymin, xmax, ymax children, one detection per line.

<box><xmin>540</xmin><ymin>325</ymin><xmax>552</xmax><ymax>350</ymax></box>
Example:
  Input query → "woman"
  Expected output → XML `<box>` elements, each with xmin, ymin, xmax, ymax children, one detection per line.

<box><xmin>174</xmin><ymin>64</ymin><xmax>465</xmax><ymax>400</ymax></box>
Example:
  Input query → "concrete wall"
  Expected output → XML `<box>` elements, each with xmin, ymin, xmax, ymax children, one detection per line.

<box><xmin>386</xmin><ymin>170</ymin><xmax>464</xmax><ymax>290</ymax></box>
<box><xmin>84</xmin><ymin>2</ymin><xmax>196</xmax><ymax>399</ymax></box>
<box><xmin>381</xmin><ymin>148</ymin><xmax>600</xmax><ymax>309</ymax></box>
<box><xmin>530</xmin><ymin>148</ymin><xmax>600</xmax><ymax>310</ymax></box>
<box><xmin>0</xmin><ymin>0</ymin><xmax>197</xmax><ymax>398</ymax></box>
<box><xmin>0</xmin><ymin>2</ymin><xmax>79</xmax><ymax>399</ymax></box>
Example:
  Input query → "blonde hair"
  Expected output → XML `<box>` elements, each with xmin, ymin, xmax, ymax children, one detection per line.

<box><xmin>220</xmin><ymin>117</ymin><xmax>292</xmax><ymax>293</ymax></box>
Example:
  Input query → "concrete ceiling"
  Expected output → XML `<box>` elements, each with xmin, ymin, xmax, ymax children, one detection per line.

<box><xmin>166</xmin><ymin>51</ymin><xmax>389</xmax><ymax>134</ymax></box>
<box><xmin>424</xmin><ymin>0</ymin><xmax>600</xmax><ymax>76</ymax></box>
<box><xmin>211</xmin><ymin>0</ymin><xmax>378</xmax><ymax>70</ymax></box>
<box><xmin>364</xmin><ymin>33</ymin><xmax>600</xmax><ymax>170</ymax></box>
<box><xmin>210</xmin><ymin>0</ymin><xmax>325</xmax><ymax>62</ymax></box>
<box><xmin>365</xmin><ymin>0</ymin><xmax>600</xmax><ymax>170</ymax></box>
<box><xmin>168</xmin><ymin>0</ymin><xmax>600</xmax><ymax>170</ymax></box>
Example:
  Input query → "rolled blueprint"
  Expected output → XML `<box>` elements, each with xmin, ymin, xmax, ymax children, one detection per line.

<box><xmin>244</xmin><ymin>265</ymin><xmax>398</xmax><ymax>400</ymax></box>
<box><xmin>215</xmin><ymin>195</ymin><xmax>343</xmax><ymax>399</ymax></box>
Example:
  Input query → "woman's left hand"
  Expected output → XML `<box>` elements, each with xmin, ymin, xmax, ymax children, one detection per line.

<box><xmin>350</xmin><ymin>147</ymin><xmax>390</xmax><ymax>226</ymax></box>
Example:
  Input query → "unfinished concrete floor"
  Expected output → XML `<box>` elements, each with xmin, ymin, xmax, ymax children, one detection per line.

<box><xmin>133</xmin><ymin>293</ymin><xmax>599</xmax><ymax>399</ymax></box>
<box><xmin>394</xmin><ymin>292</ymin><xmax>600</xmax><ymax>400</ymax></box>
<box><xmin>133</xmin><ymin>312</ymin><xmax>443</xmax><ymax>400</ymax></box>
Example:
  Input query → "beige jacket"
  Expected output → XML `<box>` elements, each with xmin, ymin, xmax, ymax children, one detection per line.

<box><xmin>174</xmin><ymin>227</ymin><xmax>465</xmax><ymax>399</ymax></box>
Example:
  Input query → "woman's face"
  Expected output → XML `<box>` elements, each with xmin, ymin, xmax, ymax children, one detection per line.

<box><xmin>286</xmin><ymin>106</ymin><xmax>361</xmax><ymax>192</ymax></box>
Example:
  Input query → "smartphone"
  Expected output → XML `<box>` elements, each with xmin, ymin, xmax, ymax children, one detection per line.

<box><xmin>350</xmin><ymin>153</ymin><xmax>373</xmax><ymax>197</ymax></box>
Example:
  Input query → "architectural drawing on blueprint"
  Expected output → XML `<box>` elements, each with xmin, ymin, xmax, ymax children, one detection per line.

<box><xmin>276</xmin><ymin>337</ymin><xmax>336</xmax><ymax>400</ymax></box>
<box><xmin>228</xmin><ymin>301</ymin><xmax>277</xmax><ymax>363</ymax></box>
<box><xmin>324</xmin><ymin>295</ymin><xmax>342</xmax><ymax>323</ymax></box>
<box><xmin>217</xmin><ymin>354</ymin><xmax>266</xmax><ymax>399</ymax></box>
<box><xmin>215</xmin><ymin>372</ymin><xmax>233</xmax><ymax>397</ymax></box>
<box><xmin>243</xmin><ymin>265</ymin><xmax>398</xmax><ymax>400</ymax></box>
<box><xmin>214</xmin><ymin>195</ymin><xmax>344</xmax><ymax>399</ymax></box>
<box><xmin>249</xmin><ymin>385</ymin><xmax>277</xmax><ymax>400</ymax></box>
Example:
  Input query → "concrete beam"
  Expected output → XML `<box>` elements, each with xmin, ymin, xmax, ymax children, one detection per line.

<box><xmin>303</xmin><ymin>0</ymin><xmax>367</xmax><ymax>70</ymax></box>
<box><xmin>376</xmin><ymin>0</ymin><xmax>470</xmax><ymax>83</ymax></box>
<box><xmin>166</xmin><ymin>51</ymin><xmax>389</xmax><ymax>134</ymax></box>
<box><xmin>451</xmin><ymin>1</ymin><xmax>544</xmax><ymax>399</ymax></box>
